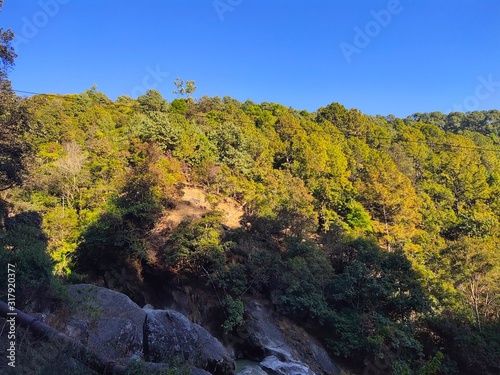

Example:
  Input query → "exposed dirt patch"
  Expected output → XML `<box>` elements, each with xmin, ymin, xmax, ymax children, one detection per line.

<box><xmin>147</xmin><ymin>186</ymin><xmax>244</xmax><ymax>264</ymax></box>
<box><xmin>166</xmin><ymin>186</ymin><xmax>244</xmax><ymax>229</ymax></box>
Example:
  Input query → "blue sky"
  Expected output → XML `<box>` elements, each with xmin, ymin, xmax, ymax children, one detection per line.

<box><xmin>2</xmin><ymin>0</ymin><xmax>499</xmax><ymax>117</ymax></box>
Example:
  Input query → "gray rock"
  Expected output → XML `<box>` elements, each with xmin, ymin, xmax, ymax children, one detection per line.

<box><xmin>64</xmin><ymin>316</ymin><xmax>89</xmax><ymax>342</ymax></box>
<box><xmin>261</xmin><ymin>355</ymin><xmax>315</xmax><ymax>375</ymax></box>
<box><xmin>307</xmin><ymin>342</ymin><xmax>340</xmax><ymax>375</ymax></box>
<box><xmin>67</xmin><ymin>284</ymin><xmax>146</xmax><ymax>359</ymax></box>
<box><xmin>191</xmin><ymin>367</ymin><xmax>213</xmax><ymax>375</ymax></box>
<box><xmin>90</xmin><ymin>317</ymin><xmax>138</xmax><ymax>358</ymax></box>
<box><xmin>243</xmin><ymin>301</ymin><xmax>294</xmax><ymax>361</ymax></box>
<box><xmin>237</xmin><ymin>365</ymin><xmax>268</xmax><ymax>375</ymax></box>
<box><xmin>144</xmin><ymin>309</ymin><xmax>234</xmax><ymax>375</ymax></box>
<box><xmin>68</xmin><ymin>284</ymin><xmax>146</xmax><ymax>324</ymax></box>
<box><xmin>242</xmin><ymin>301</ymin><xmax>340</xmax><ymax>375</ymax></box>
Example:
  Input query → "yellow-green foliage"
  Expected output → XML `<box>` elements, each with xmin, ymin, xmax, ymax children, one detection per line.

<box><xmin>3</xmin><ymin>89</ymin><xmax>500</xmax><ymax>375</ymax></box>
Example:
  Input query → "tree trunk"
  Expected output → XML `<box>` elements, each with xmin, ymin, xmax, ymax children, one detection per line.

<box><xmin>469</xmin><ymin>278</ymin><xmax>482</xmax><ymax>332</ymax></box>
<box><xmin>382</xmin><ymin>204</ymin><xmax>392</xmax><ymax>251</ymax></box>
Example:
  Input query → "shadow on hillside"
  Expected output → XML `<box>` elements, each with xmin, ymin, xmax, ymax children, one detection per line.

<box><xmin>0</xmin><ymin>207</ymin><xmax>56</xmax><ymax>310</ymax></box>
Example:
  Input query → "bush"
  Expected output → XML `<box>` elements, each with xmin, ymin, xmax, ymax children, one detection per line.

<box><xmin>163</xmin><ymin>212</ymin><xmax>228</xmax><ymax>275</ymax></box>
<box><xmin>221</xmin><ymin>295</ymin><xmax>244</xmax><ymax>334</ymax></box>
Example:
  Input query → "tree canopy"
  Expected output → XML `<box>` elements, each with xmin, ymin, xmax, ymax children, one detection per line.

<box><xmin>0</xmin><ymin>39</ymin><xmax>499</xmax><ymax>372</ymax></box>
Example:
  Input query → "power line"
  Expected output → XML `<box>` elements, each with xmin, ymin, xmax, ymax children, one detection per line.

<box><xmin>12</xmin><ymin>89</ymin><xmax>43</xmax><ymax>96</ymax></box>
<box><xmin>11</xmin><ymin>89</ymin><xmax>500</xmax><ymax>153</ymax></box>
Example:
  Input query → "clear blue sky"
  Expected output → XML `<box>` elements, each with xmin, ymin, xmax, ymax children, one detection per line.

<box><xmin>2</xmin><ymin>0</ymin><xmax>499</xmax><ymax>117</ymax></box>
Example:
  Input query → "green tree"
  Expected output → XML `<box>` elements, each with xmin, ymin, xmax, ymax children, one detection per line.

<box><xmin>0</xmin><ymin>90</ymin><xmax>32</xmax><ymax>191</ymax></box>
<box><xmin>276</xmin><ymin>240</ymin><xmax>333</xmax><ymax>321</ymax></box>
<box><xmin>72</xmin><ymin>144</ymin><xmax>177</xmax><ymax>281</ymax></box>
<box><xmin>207</xmin><ymin>122</ymin><xmax>252</xmax><ymax>174</ymax></box>
<box><xmin>442</xmin><ymin>237</ymin><xmax>500</xmax><ymax>330</ymax></box>
<box><xmin>355</xmin><ymin>149</ymin><xmax>422</xmax><ymax>250</ymax></box>
<box><xmin>138</xmin><ymin>89</ymin><xmax>169</xmax><ymax>112</ymax></box>
<box><xmin>0</xmin><ymin>2</ymin><xmax>16</xmax><ymax>88</ymax></box>
<box><xmin>326</xmin><ymin>238</ymin><xmax>429</xmax><ymax>363</ymax></box>
<box><xmin>163</xmin><ymin>211</ymin><xmax>228</xmax><ymax>275</ymax></box>
<box><xmin>0</xmin><ymin>18</ymin><xmax>33</xmax><ymax>192</ymax></box>
<box><xmin>173</xmin><ymin>77</ymin><xmax>196</xmax><ymax>99</ymax></box>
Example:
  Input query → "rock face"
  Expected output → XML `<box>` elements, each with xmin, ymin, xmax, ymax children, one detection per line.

<box><xmin>306</xmin><ymin>342</ymin><xmax>340</xmax><ymax>375</ymax></box>
<box><xmin>56</xmin><ymin>284</ymin><xmax>338</xmax><ymax>375</ymax></box>
<box><xmin>238</xmin><ymin>300</ymin><xmax>340</xmax><ymax>375</ymax></box>
<box><xmin>242</xmin><ymin>301</ymin><xmax>294</xmax><ymax>361</ymax></box>
<box><xmin>144</xmin><ymin>309</ymin><xmax>234</xmax><ymax>375</ymax></box>
<box><xmin>62</xmin><ymin>284</ymin><xmax>233</xmax><ymax>374</ymax></box>
<box><xmin>67</xmin><ymin>284</ymin><xmax>146</xmax><ymax>360</ymax></box>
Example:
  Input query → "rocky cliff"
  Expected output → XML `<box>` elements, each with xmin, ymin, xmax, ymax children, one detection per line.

<box><xmin>39</xmin><ymin>284</ymin><xmax>341</xmax><ymax>375</ymax></box>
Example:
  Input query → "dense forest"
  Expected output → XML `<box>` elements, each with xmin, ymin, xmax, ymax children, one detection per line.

<box><xmin>2</xmin><ymin>86</ymin><xmax>500</xmax><ymax>374</ymax></box>
<box><xmin>1</xmin><ymin>14</ymin><xmax>500</xmax><ymax>375</ymax></box>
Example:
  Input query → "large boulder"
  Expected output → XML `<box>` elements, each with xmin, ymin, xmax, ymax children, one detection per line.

<box><xmin>66</xmin><ymin>284</ymin><xmax>146</xmax><ymax>360</ymax></box>
<box><xmin>144</xmin><ymin>309</ymin><xmax>234</xmax><ymax>375</ymax></box>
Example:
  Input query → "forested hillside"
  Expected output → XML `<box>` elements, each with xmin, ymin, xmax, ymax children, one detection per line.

<box><xmin>1</xmin><ymin>80</ymin><xmax>499</xmax><ymax>374</ymax></box>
